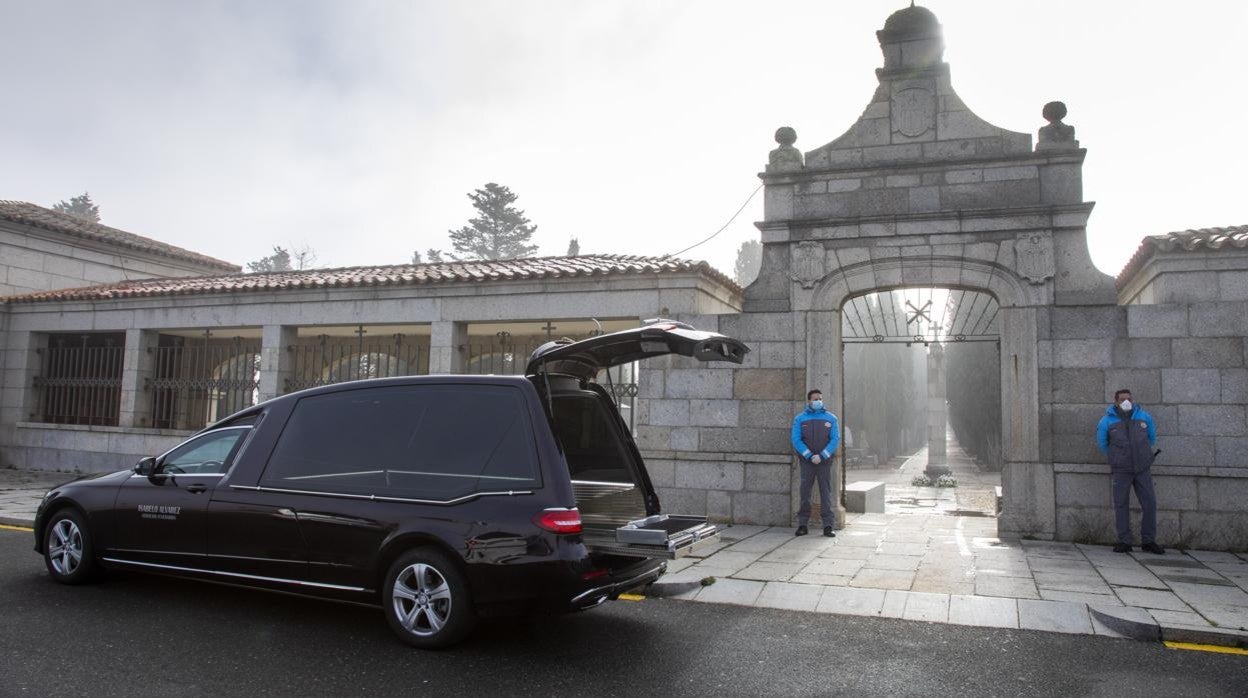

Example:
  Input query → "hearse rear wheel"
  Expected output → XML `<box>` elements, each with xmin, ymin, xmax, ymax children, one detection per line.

<box><xmin>383</xmin><ymin>547</ymin><xmax>475</xmax><ymax>649</ymax></box>
<box><xmin>43</xmin><ymin>509</ymin><xmax>97</xmax><ymax>584</ymax></box>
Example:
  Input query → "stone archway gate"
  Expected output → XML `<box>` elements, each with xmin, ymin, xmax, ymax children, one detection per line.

<box><xmin>634</xmin><ymin>6</ymin><xmax>1129</xmax><ymax>543</ymax></box>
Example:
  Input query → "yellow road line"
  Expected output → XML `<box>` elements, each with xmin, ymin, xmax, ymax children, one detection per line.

<box><xmin>0</xmin><ymin>524</ymin><xmax>34</xmax><ymax>532</ymax></box>
<box><xmin>1164</xmin><ymin>641</ymin><xmax>1248</xmax><ymax>656</ymax></box>
<box><xmin>618</xmin><ymin>593</ymin><xmax>645</xmax><ymax>602</ymax></box>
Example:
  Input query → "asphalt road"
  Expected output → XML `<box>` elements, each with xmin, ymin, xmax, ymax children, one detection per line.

<box><xmin>2</xmin><ymin>529</ymin><xmax>1245</xmax><ymax>697</ymax></box>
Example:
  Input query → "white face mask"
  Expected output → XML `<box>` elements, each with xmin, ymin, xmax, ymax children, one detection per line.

<box><xmin>1119</xmin><ymin>399</ymin><xmax>1133</xmax><ymax>412</ymax></box>
<box><xmin>811</xmin><ymin>400</ymin><xmax>824</xmax><ymax>411</ymax></box>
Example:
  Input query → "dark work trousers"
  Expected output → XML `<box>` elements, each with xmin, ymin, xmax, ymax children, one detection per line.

<box><xmin>1112</xmin><ymin>469</ymin><xmax>1157</xmax><ymax>545</ymax></box>
<box><xmin>798</xmin><ymin>460</ymin><xmax>836</xmax><ymax>528</ymax></box>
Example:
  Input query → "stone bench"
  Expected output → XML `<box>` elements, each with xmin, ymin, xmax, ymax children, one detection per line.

<box><xmin>845</xmin><ymin>481</ymin><xmax>885</xmax><ymax>513</ymax></box>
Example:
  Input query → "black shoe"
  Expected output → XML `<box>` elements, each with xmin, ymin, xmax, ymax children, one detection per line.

<box><xmin>823</xmin><ymin>526</ymin><xmax>836</xmax><ymax>538</ymax></box>
<box><xmin>795</xmin><ymin>525</ymin><xmax>808</xmax><ymax>537</ymax></box>
<box><xmin>1113</xmin><ymin>543</ymin><xmax>1132</xmax><ymax>553</ymax></box>
<box><xmin>1142</xmin><ymin>543</ymin><xmax>1165</xmax><ymax>555</ymax></box>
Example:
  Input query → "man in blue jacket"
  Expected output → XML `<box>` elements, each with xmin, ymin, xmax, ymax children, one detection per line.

<box><xmin>791</xmin><ymin>389</ymin><xmax>840</xmax><ymax>537</ymax></box>
<box><xmin>1096</xmin><ymin>388</ymin><xmax>1163</xmax><ymax>554</ymax></box>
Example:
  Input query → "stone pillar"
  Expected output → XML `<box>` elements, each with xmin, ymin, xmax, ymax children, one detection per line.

<box><xmin>804</xmin><ymin>309</ymin><xmax>847</xmax><ymax>528</ymax></box>
<box><xmin>925</xmin><ymin>342</ymin><xmax>949</xmax><ymax>477</ymax></box>
<box><xmin>2</xmin><ymin>331</ymin><xmax>46</xmax><ymax>426</ymax></box>
<box><xmin>118</xmin><ymin>329</ymin><xmax>159</xmax><ymax>428</ymax></box>
<box><xmin>996</xmin><ymin>306</ymin><xmax>1053</xmax><ymax>540</ymax></box>
<box><xmin>259</xmin><ymin>325</ymin><xmax>297</xmax><ymax>402</ymax></box>
<box><xmin>428</xmin><ymin>321</ymin><xmax>468</xmax><ymax>374</ymax></box>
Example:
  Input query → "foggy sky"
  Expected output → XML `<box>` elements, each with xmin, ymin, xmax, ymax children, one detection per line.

<box><xmin>1</xmin><ymin>1</ymin><xmax>1244</xmax><ymax>278</ymax></box>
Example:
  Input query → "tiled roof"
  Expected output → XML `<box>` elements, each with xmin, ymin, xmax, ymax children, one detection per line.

<box><xmin>0</xmin><ymin>200</ymin><xmax>239</xmax><ymax>272</ymax></box>
<box><xmin>1117</xmin><ymin>225</ymin><xmax>1248</xmax><ymax>288</ymax></box>
<box><xmin>2</xmin><ymin>254</ymin><xmax>741</xmax><ymax>304</ymax></box>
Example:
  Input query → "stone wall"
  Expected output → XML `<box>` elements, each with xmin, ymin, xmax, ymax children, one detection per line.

<box><xmin>637</xmin><ymin>312</ymin><xmax>809</xmax><ymax>526</ymax></box>
<box><xmin>1</xmin><ymin>270</ymin><xmax>741</xmax><ymax>473</ymax></box>
<box><xmin>0</xmin><ymin>224</ymin><xmax>231</xmax><ymax>297</ymax></box>
<box><xmin>1118</xmin><ymin>246</ymin><xmax>1248</xmax><ymax>305</ymax></box>
<box><xmin>1048</xmin><ymin>302</ymin><xmax>1248</xmax><ymax>550</ymax></box>
<box><xmin>8</xmin><ymin>422</ymin><xmax>187</xmax><ymax>474</ymax></box>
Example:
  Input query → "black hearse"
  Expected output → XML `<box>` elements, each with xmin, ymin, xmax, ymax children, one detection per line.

<box><xmin>34</xmin><ymin>320</ymin><xmax>747</xmax><ymax>648</ymax></box>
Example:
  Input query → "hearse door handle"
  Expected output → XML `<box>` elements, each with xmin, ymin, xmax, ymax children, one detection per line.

<box><xmin>186</xmin><ymin>484</ymin><xmax>208</xmax><ymax>494</ymax></box>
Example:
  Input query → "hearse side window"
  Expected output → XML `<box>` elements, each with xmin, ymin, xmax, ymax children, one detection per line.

<box><xmin>551</xmin><ymin>393</ymin><xmax>636</xmax><ymax>484</ymax></box>
<box><xmin>260</xmin><ymin>385</ymin><xmax>540</xmax><ymax>500</ymax></box>
<box><xmin>159</xmin><ymin>428</ymin><xmax>248</xmax><ymax>475</ymax></box>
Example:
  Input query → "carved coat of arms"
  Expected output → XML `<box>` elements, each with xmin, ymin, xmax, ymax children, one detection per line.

<box><xmin>891</xmin><ymin>88</ymin><xmax>935</xmax><ymax>138</ymax></box>
<box><xmin>1015</xmin><ymin>234</ymin><xmax>1055</xmax><ymax>284</ymax></box>
<box><xmin>791</xmin><ymin>241</ymin><xmax>825</xmax><ymax>289</ymax></box>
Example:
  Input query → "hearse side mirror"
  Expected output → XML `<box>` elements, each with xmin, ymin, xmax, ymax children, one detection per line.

<box><xmin>135</xmin><ymin>457</ymin><xmax>156</xmax><ymax>476</ymax></box>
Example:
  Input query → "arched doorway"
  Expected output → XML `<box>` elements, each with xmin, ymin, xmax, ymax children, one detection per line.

<box><xmin>840</xmin><ymin>287</ymin><xmax>1002</xmax><ymax>519</ymax></box>
<box><xmin>800</xmin><ymin>254</ymin><xmax>1047</xmax><ymax>539</ymax></box>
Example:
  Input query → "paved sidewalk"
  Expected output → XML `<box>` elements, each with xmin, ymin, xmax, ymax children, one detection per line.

<box><xmin>846</xmin><ymin>437</ymin><xmax>1001</xmax><ymax>517</ymax></box>
<box><xmin>652</xmin><ymin>518</ymin><xmax>1248</xmax><ymax>648</ymax></box>
<box><xmin>0</xmin><ymin>468</ymin><xmax>75</xmax><ymax>527</ymax></box>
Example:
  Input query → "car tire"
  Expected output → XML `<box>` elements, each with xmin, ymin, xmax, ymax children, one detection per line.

<box><xmin>43</xmin><ymin>508</ymin><xmax>97</xmax><ymax>585</ymax></box>
<box><xmin>383</xmin><ymin>547</ymin><xmax>476</xmax><ymax>649</ymax></box>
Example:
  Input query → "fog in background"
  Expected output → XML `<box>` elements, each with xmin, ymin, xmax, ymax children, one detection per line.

<box><xmin>842</xmin><ymin>290</ymin><xmax>1002</xmax><ymax>474</ymax></box>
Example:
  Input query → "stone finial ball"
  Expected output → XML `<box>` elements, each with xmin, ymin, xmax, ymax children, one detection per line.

<box><xmin>775</xmin><ymin>126</ymin><xmax>797</xmax><ymax>146</ymax></box>
<box><xmin>1042</xmin><ymin>101</ymin><xmax>1068</xmax><ymax>123</ymax></box>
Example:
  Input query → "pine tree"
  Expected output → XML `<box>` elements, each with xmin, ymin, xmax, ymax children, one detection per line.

<box><xmin>246</xmin><ymin>246</ymin><xmax>292</xmax><ymax>273</ymax></box>
<box><xmin>51</xmin><ymin>192</ymin><xmax>100</xmax><ymax>222</ymax></box>
<box><xmin>411</xmin><ymin>250</ymin><xmax>423</xmax><ymax>264</ymax></box>
<box><xmin>567</xmin><ymin>237</ymin><xmax>580</xmax><ymax>257</ymax></box>
<box><xmin>733</xmin><ymin>239</ymin><xmax>763</xmax><ymax>286</ymax></box>
<box><xmin>448</xmin><ymin>183</ymin><xmax>539</xmax><ymax>260</ymax></box>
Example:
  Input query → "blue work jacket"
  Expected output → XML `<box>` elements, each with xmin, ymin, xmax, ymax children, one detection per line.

<box><xmin>791</xmin><ymin>406</ymin><xmax>840</xmax><ymax>462</ymax></box>
<box><xmin>1096</xmin><ymin>404</ymin><xmax>1157</xmax><ymax>473</ymax></box>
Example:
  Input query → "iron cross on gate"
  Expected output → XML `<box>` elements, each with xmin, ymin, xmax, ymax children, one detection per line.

<box><xmin>905</xmin><ymin>300</ymin><xmax>932</xmax><ymax>326</ymax></box>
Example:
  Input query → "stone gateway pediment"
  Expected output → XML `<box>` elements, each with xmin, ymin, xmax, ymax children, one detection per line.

<box><xmin>803</xmin><ymin>5</ymin><xmax>1031</xmax><ymax>170</ymax></box>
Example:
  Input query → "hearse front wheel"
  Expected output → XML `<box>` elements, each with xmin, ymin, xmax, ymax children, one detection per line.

<box><xmin>43</xmin><ymin>509</ymin><xmax>97</xmax><ymax>584</ymax></box>
<box><xmin>383</xmin><ymin>547</ymin><xmax>475</xmax><ymax>649</ymax></box>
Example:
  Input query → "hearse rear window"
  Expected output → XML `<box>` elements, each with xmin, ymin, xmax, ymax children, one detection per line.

<box><xmin>551</xmin><ymin>393</ymin><xmax>636</xmax><ymax>483</ymax></box>
<box><xmin>261</xmin><ymin>384</ymin><xmax>540</xmax><ymax>500</ymax></box>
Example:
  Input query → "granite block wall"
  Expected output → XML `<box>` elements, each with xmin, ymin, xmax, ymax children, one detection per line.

<box><xmin>1050</xmin><ymin>301</ymin><xmax>1248</xmax><ymax>550</ymax></box>
<box><xmin>636</xmin><ymin>313</ymin><xmax>808</xmax><ymax>526</ymax></box>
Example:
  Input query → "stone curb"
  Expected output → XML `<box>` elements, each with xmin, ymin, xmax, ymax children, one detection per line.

<box><xmin>1088</xmin><ymin>607</ymin><xmax>1161</xmax><ymax>642</ymax></box>
<box><xmin>0</xmin><ymin>515</ymin><xmax>35</xmax><ymax>528</ymax></box>
<box><xmin>646</xmin><ymin>578</ymin><xmax>713</xmax><ymax>598</ymax></box>
<box><xmin>1089</xmin><ymin>603</ymin><xmax>1248</xmax><ymax>649</ymax></box>
<box><xmin>1159</xmin><ymin>623</ymin><xmax>1248</xmax><ymax>649</ymax></box>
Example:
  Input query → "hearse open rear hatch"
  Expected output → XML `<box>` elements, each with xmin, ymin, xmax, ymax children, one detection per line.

<box><xmin>530</xmin><ymin>319</ymin><xmax>749</xmax><ymax>560</ymax></box>
<box><xmin>526</xmin><ymin>318</ymin><xmax>749</xmax><ymax>383</ymax></box>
